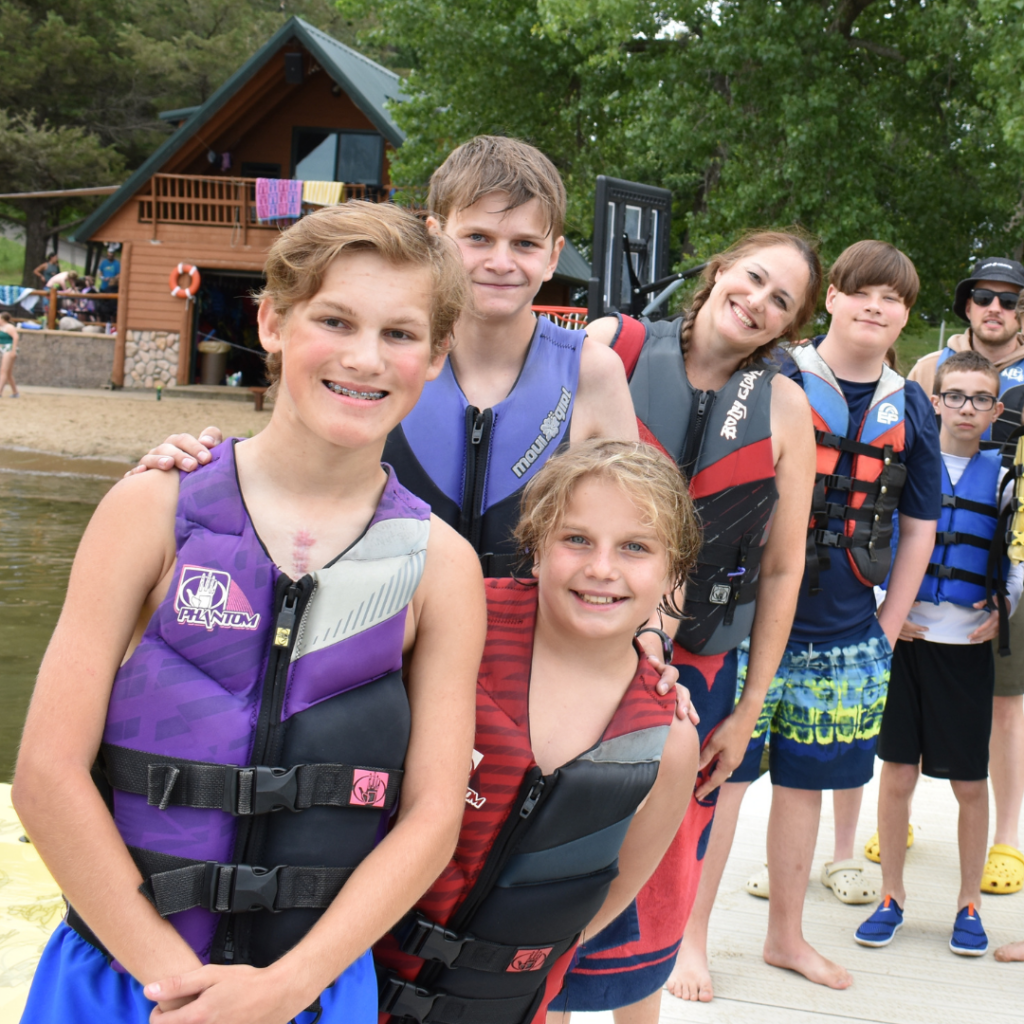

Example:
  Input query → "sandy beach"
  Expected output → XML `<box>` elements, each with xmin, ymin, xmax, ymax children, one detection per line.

<box><xmin>0</xmin><ymin>386</ymin><xmax>269</xmax><ymax>465</ymax></box>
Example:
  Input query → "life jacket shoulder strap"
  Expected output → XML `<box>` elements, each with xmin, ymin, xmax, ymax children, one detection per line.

<box><xmin>610</xmin><ymin>314</ymin><xmax>648</xmax><ymax>380</ymax></box>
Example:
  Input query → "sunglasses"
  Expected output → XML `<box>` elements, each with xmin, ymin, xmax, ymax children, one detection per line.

<box><xmin>939</xmin><ymin>391</ymin><xmax>998</xmax><ymax>412</ymax></box>
<box><xmin>971</xmin><ymin>288</ymin><xmax>1020</xmax><ymax>311</ymax></box>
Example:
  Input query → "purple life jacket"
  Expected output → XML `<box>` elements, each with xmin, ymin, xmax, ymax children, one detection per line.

<box><xmin>383</xmin><ymin>317</ymin><xmax>582</xmax><ymax>576</ymax></box>
<box><xmin>74</xmin><ymin>441</ymin><xmax>430</xmax><ymax>970</ymax></box>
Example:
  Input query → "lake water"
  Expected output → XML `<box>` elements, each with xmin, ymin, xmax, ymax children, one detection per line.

<box><xmin>0</xmin><ymin>451</ymin><xmax>123</xmax><ymax>781</ymax></box>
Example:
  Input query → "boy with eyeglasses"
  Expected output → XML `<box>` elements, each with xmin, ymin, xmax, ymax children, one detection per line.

<box><xmin>907</xmin><ymin>258</ymin><xmax>1024</xmax><ymax>898</ymax></box>
<box><xmin>856</xmin><ymin>349</ymin><xmax>1022</xmax><ymax>957</ymax></box>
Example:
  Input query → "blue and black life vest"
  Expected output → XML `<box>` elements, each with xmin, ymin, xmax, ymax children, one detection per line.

<box><xmin>787</xmin><ymin>342</ymin><xmax>908</xmax><ymax>591</ymax></box>
<box><xmin>611</xmin><ymin>315</ymin><xmax>778</xmax><ymax>656</ymax></box>
<box><xmin>384</xmin><ymin>317</ymin><xmax>582</xmax><ymax>577</ymax></box>
<box><xmin>374</xmin><ymin>579</ymin><xmax>676</xmax><ymax>1024</ymax></box>
<box><xmin>919</xmin><ymin>449</ymin><xmax>1007</xmax><ymax>608</ymax></box>
<box><xmin>71</xmin><ymin>442</ymin><xmax>427</xmax><ymax>976</ymax></box>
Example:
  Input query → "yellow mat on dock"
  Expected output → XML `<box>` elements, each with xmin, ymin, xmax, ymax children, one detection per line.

<box><xmin>0</xmin><ymin>783</ymin><xmax>62</xmax><ymax>1024</ymax></box>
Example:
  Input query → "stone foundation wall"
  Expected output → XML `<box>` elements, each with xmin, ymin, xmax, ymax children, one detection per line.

<box><xmin>124</xmin><ymin>331</ymin><xmax>180</xmax><ymax>388</ymax></box>
<box><xmin>13</xmin><ymin>330</ymin><xmax>116</xmax><ymax>388</ymax></box>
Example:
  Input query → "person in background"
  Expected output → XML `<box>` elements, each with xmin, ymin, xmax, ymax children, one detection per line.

<box><xmin>33</xmin><ymin>253</ymin><xmax>60</xmax><ymax>286</ymax></box>
<box><xmin>0</xmin><ymin>312</ymin><xmax>19</xmax><ymax>397</ymax></box>
<box><xmin>906</xmin><ymin>259</ymin><xmax>1024</xmax><ymax>897</ymax></box>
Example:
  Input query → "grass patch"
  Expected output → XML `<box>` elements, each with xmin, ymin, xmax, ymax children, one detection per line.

<box><xmin>0</xmin><ymin>236</ymin><xmax>86</xmax><ymax>287</ymax></box>
<box><xmin>894</xmin><ymin>316</ymin><xmax>962</xmax><ymax>375</ymax></box>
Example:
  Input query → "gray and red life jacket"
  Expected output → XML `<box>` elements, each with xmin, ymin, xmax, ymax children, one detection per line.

<box><xmin>73</xmin><ymin>441</ymin><xmax>428</xmax><ymax>971</ymax></box>
<box><xmin>787</xmin><ymin>342</ymin><xmax>907</xmax><ymax>590</ymax></box>
<box><xmin>384</xmin><ymin>317</ymin><xmax>582</xmax><ymax>577</ymax></box>
<box><xmin>611</xmin><ymin>315</ymin><xmax>778</xmax><ymax>656</ymax></box>
<box><xmin>374</xmin><ymin>579</ymin><xmax>676</xmax><ymax>1024</ymax></box>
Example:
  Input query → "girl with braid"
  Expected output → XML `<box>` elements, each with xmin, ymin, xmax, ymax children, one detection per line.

<box><xmin>552</xmin><ymin>233</ymin><xmax>821</xmax><ymax>1022</ymax></box>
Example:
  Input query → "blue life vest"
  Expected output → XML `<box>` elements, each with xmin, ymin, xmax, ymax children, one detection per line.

<box><xmin>384</xmin><ymin>317</ymin><xmax>582</xmax><ymax>576</ymax></box>
<box><xmin>918</xmin><ymin>449</ymin><xmax>1004</xmax><ymax>607</ymax></box>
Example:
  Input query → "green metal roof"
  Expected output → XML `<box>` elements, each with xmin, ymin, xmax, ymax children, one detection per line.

<box><xmin>554</xmin><ymin>238</ymin><xmax>591</xmax><ymax>285</ymax></box>
<box><xmin>73</xmin><ymin>17</ymin><xmax>407</xmax><ymax>242</ymax></box>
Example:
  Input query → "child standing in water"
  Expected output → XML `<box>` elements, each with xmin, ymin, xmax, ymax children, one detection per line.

<box><xmin>13</xmin><ymin>203</ymin><xmax>485</xmax><ymax>1024</ymax></box>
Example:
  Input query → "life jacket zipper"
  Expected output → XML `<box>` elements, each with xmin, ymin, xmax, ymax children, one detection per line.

<box><xmin>457</xmin><ymin>406</ymin><xmax>494</xmax><ymax>553</ymax></box>
<box><xmin>679</xmin><ymin>389</ymin><xmax>714</xmax><ymax>477</ymax></box>
<box><xmin>414</xmin><ymin>769</ymin><xmax>549</xmax><ymax>988</ymax></box>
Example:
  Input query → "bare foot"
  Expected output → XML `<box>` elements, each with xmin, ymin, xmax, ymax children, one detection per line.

<box><xmin>763</xmin><ymin>937</ymin><xmax>852</xmax><ymax>989</ymax></box>
<box><xmin>664</xmin><ymin>942</ymin><xmax>714</xmax><ymax>1002</ymax></box>
<box><xmin>995</xmin><ymin>940</ymin><xmax>1024</xmax><ymax>962</ymax></box>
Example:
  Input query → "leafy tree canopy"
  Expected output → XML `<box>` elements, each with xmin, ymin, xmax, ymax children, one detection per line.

<box><xmin>344</xmin><ymin>0</ymin><xmax>1024</xmax><ymax>316</ymax></box>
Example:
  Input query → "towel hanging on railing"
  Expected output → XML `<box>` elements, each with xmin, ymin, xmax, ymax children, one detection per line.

<box><xmin>256</xmin><ymin>178</ymin><xmax>303</xmax><ymax>221</ymax></box>
<box><xmin>302</xmin><ymin>180</ymin><xmax>343</xmax><ymax>206</ymax></box>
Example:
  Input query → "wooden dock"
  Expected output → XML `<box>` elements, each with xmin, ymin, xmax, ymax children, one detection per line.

<box><xmin>575</xmin><ymin>762</ymin><xmax>1024</xmax><ymax>1024</ymax></box>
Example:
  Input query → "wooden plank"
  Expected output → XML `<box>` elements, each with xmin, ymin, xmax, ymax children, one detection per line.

<box><xmin>112</xmin><ymin>240</ymin><xmax>132</xmax><ymax>386</ymax></box>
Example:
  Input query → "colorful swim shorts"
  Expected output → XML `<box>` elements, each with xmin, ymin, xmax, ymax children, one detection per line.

<box><xmin>730</xmin><ymin>626</ymin><xmax>891</xmax><ymax>790</ymax></box>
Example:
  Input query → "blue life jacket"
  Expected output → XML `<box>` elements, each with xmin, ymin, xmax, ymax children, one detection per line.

<box><xmin>384</xmin><ymin>317</ymin><xmax>582</xmax><ymax>576</ymax></box>
<box><xmin>918</xmin><ymin>449</ymin><xmax>1005</xmax><ymax>607</ymax></box>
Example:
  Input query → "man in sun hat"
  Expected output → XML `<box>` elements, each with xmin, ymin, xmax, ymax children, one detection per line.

<box><xmin>905</xmin><ymin>258</ymin><xmax>1024</xmax><ymax>899</ymax></box>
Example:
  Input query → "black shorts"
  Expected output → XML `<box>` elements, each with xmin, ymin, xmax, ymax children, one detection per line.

<box><xmin>877</xmin><ymin>638</ymin><xmax>994</xmax><ymax>781</ymax></box>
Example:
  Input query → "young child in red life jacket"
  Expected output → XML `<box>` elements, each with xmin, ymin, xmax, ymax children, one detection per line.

<box><xmin>13</xmin><ymin>203</ymin><xmax>487</xmax><ymax>1024</ymax></box>
<box><xmin>374</xmin><ymin>439</ymin><xmax>700</xmax><ymax>1024</ymax></box>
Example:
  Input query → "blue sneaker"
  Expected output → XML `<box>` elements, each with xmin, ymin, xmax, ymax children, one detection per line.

<box><xmin>950</xmin><ymin>903</ymin><xmax>988</xmax><ymax>956</ymax></box>
<box><xmin>854</xmin><ymin>895</ymin><xmax>904</xmax><ymax>947</ymax></box>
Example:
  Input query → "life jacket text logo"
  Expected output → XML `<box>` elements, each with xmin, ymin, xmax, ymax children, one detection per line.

<box><xmin>175</xmin><ymin>565</ymin><xmax>261</xmax><ymax>632</ymax></box>
<box><xmin>877</xmin><ymin>402</ymin><xmax>900</xmax><ymax>426</ymax></box>
<box><xmin>466</xmin><ymin>748</ymin><xmax>486</xmax><ymax>809</ymax></box>
<box><xmin>511</xmin><ymin>387</ymin><xmax>572</xmax><ymax>478</ymax></box>
<box><xmin>720</xmin><ymin>370</ymin><xmax>764</xmax><ymax>440</ymax></box>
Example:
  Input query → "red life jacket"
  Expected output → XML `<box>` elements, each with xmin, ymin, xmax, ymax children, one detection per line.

<box><xmin>374</xmin><ymin>579</ymin><xmax>676</xmax><ymax>1024</ymax></box>
<box><xmin>787</xmin><ymin>342</ymin><xmax>907</xmax><ymax>589</ymax></box>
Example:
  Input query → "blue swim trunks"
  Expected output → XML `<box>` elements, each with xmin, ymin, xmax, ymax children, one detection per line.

<box><xmin>21</xmin><ymin>922</ymin><xmax>377</xmax><ymax>1023</ymax></box>
<box><xmin>730</xmin><ymin>624</ymin><xmax>891</xmax><ymax>790</ymax></box>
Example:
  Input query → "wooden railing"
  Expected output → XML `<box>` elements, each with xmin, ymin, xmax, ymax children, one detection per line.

<box><xmin>26</xmin><ymin>287</ymin><xmax>119</xmax><ymax>331</ymax></box>
<box><xmin>137</xmin><ymin>174</ymin><xmax>390</xmax><ymax>242</ymax></box>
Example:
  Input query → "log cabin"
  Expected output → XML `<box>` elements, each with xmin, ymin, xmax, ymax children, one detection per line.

<box><xmin>73</xmin><ymin>16</ymin><xmax>590</xmax><ymax>389</ymax></box>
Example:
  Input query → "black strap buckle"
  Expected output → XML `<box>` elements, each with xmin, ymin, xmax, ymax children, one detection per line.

<box><xmin>815</xmin><ymin>529</ymin><xmax>843</xmax><ymax>547</ymax></box>
<box><xmin>934</xmin><ymin>564</ymin><xmax>956</xmax><ymax>580</ymax></box>
<box><xmin>380</xmin><ymin>976</ymin><xmax>439</xmax><ymax>1022</ymax></box>
<box><xmin>403</xmin><ymin>915</ymin><xmax>468</xmax><ymax>967</ymax></box>
<box><xmin>205</xmin><ymin>862</ymin><xmax>282</xmax><ymax>913</ymax></box>
<box><xmin>223</xmin><ymin>765</ymin><xmax>299</xmax><ymax>815</ymax></box>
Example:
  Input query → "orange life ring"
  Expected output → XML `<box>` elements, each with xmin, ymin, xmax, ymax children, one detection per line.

<box><xmin>169</xmin><ymin>263</ymin><xmax>201</xmax><ymax>298</ymax></box>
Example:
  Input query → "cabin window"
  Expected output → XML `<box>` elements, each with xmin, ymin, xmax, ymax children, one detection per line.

<box><xmin>240</xmin><ymin>162</ymin><xmax>282</xmax><ymax>179</ymax></box>
<box><xmin>291</xmin><ymin>128</ymin><xmax>384</xmax><ymax>186</ymax></box>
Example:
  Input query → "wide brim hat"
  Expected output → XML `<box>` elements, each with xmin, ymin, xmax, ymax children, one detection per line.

<box><xmin>953</xmin><ymin>257</ymin><xmax>1024</xmax><ymax>322</ymax></box>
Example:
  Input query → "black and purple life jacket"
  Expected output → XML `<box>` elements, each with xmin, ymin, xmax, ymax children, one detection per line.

<box><xmin>72</xmin><ymin>441</ymin><xmax>429</xmax><ymax>970</ymax></box>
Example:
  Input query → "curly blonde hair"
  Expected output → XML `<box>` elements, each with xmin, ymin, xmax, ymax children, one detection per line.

<box><xmin>513</xmin><ymin>440</ymin><xmax>701</xmax><ymax>602</ymax></box>
<box><xmin>258</xmin><ymin>202</ymin><xmax>468</xmax><ymax>390</ymax></box>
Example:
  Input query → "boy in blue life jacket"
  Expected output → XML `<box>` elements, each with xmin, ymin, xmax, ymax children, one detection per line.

<box><xmin>855</xmin><ymin>350</ymin><xmax>1022</xmax><ymax>957</ymax></box>
<box><xmin>135</xmin><ymin>137</ymin><xmax>638</xmax><ymax>581</ymax></box>
<box><xmin>13</xmin><ymin>203</ymin><xmax>487</xmax><ymax>1024</ymax></box>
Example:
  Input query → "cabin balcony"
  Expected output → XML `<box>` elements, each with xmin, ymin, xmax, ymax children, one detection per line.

<box><xmin>136</xmin><ymin>173</ymin><xmax>404</xmax><ymax>244</ymax></box>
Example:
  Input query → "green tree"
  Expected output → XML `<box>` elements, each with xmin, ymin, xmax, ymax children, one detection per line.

<box><xmin>0</xmin><ymin>112</ymin><xmax>125</xmax><ymax>285</ymax></box>
<box><xmin>345</xmin><ymin>0</ymin><xmax>1020</xmax><ymax>315</ymax></box>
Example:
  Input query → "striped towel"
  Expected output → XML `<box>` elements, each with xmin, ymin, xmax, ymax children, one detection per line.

<box><xmin>302</xmin><ymin>180</ymin><xmax>343</xmax><ymax>206</ymax></box>
<box><xmin>256</xmin><ymin>178</ymin><xmax>303</xmax><ymax>221</ymax></box>
<box><xmin>0</xmin><ymin>285</ymin><xmax>32</xmax><ymax>307</ymax></box>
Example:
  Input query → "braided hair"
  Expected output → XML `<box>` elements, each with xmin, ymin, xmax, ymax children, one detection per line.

<box><xmin>679</xmin><ymin>230</ymin><xmax>822</xmax><ymax>369</ymax></box>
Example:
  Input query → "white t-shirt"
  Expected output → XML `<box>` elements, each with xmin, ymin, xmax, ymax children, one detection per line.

<box><xmin>885</xmin><ymin>452</ymin><xmax>1023</xmax><ymax>644</ymax></box>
